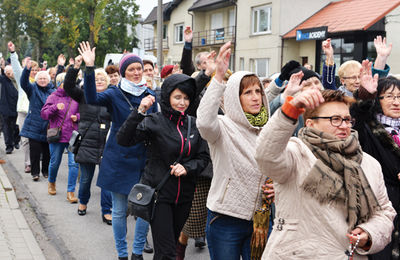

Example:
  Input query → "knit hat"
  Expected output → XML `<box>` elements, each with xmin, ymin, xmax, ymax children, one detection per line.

<box><xmin>119</xmin><ymin>54</ymin><xmax>143</xmax><ymax>78</ymax></box>
<box><xmin>161</xmin><ymin>65</ymin><xmax>174</xmax><ymax>79</ymax></box>
<box><xmin>289</xmin><ymin>66</ymin><xmax>320</xmax><ymax>83</ymax></box>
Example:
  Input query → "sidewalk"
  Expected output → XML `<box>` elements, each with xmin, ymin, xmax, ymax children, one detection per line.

<box><xmin>0</xmin><ymin>161</ymin><xmax>46</xmax><ymax>260</ymax></box>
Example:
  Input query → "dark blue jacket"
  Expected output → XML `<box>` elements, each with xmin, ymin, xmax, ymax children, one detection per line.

<box><xmin>84</xmin><ymin>67</ymin><xmax>158</xmax><ymax>195</ymax></box>
<box><xmin>20</xmin><ymin>68</ymin><xmax>55</xmax><ymax>142</ymax></box>
<box><xmin>0</xmin><ymin>75</ymin><xmax>18</xmax><ymax>117</ymax></box>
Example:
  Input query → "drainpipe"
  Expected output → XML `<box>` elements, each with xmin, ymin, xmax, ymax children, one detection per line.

<box><xmin>233</xmin><ymin>0</ymin><xmax>237</xmax><ymax>71</ymax></box>
<box><xmin>280</xmin><ymin>38</ymin><xmax>284</xmax><ymax>69</ymax></box>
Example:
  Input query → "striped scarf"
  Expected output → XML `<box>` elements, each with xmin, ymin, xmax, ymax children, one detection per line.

<box><xmin>376</xmin><ymin>113</ymin><xmax>400</xmax><ymax>147</ymax></box>
<box><xmin>298</xmin><ymin>127</ymin><xmax>381</xmax><ymax>230</ymax></box>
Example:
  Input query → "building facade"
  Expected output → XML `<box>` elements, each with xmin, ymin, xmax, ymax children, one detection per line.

<box><xmin>144</xmin><ymin>0</ymin><xmax>400</xmax><ymax>76</ymax></box>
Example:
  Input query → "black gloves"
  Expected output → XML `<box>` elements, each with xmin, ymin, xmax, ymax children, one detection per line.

<box><xmin>279</xmin><ymin>60</ymin><xmax>301</xmax><ymax>82</ymax></box>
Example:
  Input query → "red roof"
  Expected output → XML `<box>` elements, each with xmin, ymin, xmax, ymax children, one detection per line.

<box><xmin>283</xmin><ymin>0</ymin><xmax>400</xmax><ymax>39</ymax></box>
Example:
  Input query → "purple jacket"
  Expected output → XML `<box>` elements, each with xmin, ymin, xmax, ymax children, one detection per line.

<box><xmin>41</xmin><ymin>88</ymin><xmax>80</xmax><ymax>143</ymax></box>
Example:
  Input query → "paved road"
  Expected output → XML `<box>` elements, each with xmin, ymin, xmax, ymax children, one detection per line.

<box><xmin>0</xmin><ymin>137</ymin><xmax>210</xmax><ymax>260</ymax></box>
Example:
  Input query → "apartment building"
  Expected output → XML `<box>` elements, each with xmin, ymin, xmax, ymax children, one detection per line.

<box><xmin>144</xmin><ymin>0</ymin><xmax>400</xmax><ymax>76</ymax></box>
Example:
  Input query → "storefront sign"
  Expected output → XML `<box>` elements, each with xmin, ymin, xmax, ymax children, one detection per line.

<box><xmin>296</xmin><ymin>27</ymin><xmax>328</xmax><ymax>41</ymax></box>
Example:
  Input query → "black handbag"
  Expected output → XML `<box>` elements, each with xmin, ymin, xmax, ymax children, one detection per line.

<box><xmin>47</xmin><ymin>99</ymin><xmax>72</xmax><ymax>143</ymax></box>
<box><xmin>128</xmin><ymin>116</ymin><xmax>192</xmax><ymax>222</ymax></box>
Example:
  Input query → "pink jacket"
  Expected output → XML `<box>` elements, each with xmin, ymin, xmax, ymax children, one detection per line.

<box><xmin>255</xmin><ymin>109</ymin><xmax>396</xmax><ymax>259</ymax></box>
<box><xmin>41</xmin><ymin>88</ymin><xmax>79</xmax><ymax>143</ymax></box>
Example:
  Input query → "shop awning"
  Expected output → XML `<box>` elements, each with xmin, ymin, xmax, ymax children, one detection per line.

<box><xmin>283</xmin><ymin>0</ymin><xmax>400</xmax><ymax>39</ymax></box>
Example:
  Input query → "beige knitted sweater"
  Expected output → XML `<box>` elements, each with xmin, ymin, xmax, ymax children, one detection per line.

<box><xmin>197</xmin><ymin>71</ymin><xmax>270</xmax><ymax>221</ymax></box>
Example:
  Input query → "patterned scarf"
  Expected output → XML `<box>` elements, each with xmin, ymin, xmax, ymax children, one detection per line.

<box><xmin>298</xmin><ymin>127</ymin><xmax>381</xmax><ymax>230</ymax></box>
<box><xmin>376</xmin><ymin>113</ymin><xmax>400</xmax><ymax>147</ymax></box>
<box><xmin>120</xmin><ymin>77</ymin><xmax>147</xmax><ymax>96</ymax></box>
<box><xmin>244</xmin><ymin>105</ymin><xmax>268</xmax><ymax>127</ymax></box>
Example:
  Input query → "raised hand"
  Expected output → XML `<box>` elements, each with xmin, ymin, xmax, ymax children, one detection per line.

<box><xmin>74</xmin><ymin>55</ymin><xmax>83</xmax><ymax>69</ymax></box>
<box><xmin>57</xmin><ymin>103</ymin><xmax>65</xmax><ymax>110</ymax></box>
<box><xmin>172</xmin><ymin>64</ymin><xmax>182</xmax><ymax>75</ymax></box>
<box><xmin>78</xmin><ymin>41</ymin><xmax>96</xmax><ymax>67</ymax></box>
<box><xmin>283</xmin><ymin>71</ymin><xmax>304</xmax><ymax>99</ymax></box>
<box><xmin>374</xmin><ymin>36</ymin><xmax>392</xmax><ymax>70</ymax></box>
<box><xmin>7</xmin><ymin>41</ymin><xmax>15</xmax><ymax>52</ymax></box>
<box><xmin>290</xmin><ymin>88</ymin><xmax>324</xmax><ymax>110</ymax></box>
<box><xmin>215</xmin><ymin>41</ymin><xmax>231</xmax><ymax>83</ymax></box>
<box><xmin>184</xmin><ymin>26</ymin><xmax>193</xmax><ymax>43</ymax></box>
<box><xmin>42</xmin><ymin>60</ymin><xmax>48</xmax><ymax>69</ymax></box>
<box><xmin>322</xmin><ymin>38</ymin><xmax>334</xmax><ymax>65</ymax></box>
<box><xmin>57</xmin><ymin>54</ymin><xmax>66</xmax><ymax>66</ymax></box>
<box><xmin>69</xmin><ymin>58</ymin><xmax>74</xmax><ymax>65</ymax></box>
<box><xmin>205</xmin><ymin>51</ymin><xmax>217</xmax><ymax>77</ymax></box>
<box><xmin>138</xmin><ymin>95</ymin><xmax>155</xmax><ymax>113</ymax></box>
<box><xmin>374</xmin><ymin>36</ymin><xmax>392</xmax><ymax>58</ymax></box>
<box><xmin>360</xmin><ymin>59</ymin><xmax>378</xmax><ymax>94</ymax></box>
<box><xmin>25</xmin><ymin>57</ymin><xmax>32</xmax><ymax>70</ymax></box>
<box><xmin>70</xmin><ymin>115</ymin><xmax>77</xmax><ymax>122</ymax></box>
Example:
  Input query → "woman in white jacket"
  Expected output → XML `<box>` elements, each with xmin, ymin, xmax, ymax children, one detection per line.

<box><xmin>255</xmin><ymin>77</ymin><xmax>395</xmax><ymax>260</ymax></box>
<box><xmin>197</xmin><ymin>42</ymin><xmax>272</xmax><ymax>260</ymax></box>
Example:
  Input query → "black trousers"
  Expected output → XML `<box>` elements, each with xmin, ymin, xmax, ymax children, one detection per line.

<box><xmin>29</xmin><ymin>139</ymin><xmax>50</xmax><ymax>177</ymax></box>
<box><xmin>151</xmin><ymin>201</ymin><xmax>192</xmax><ymax>260</ymax></box>
<box><xmin>2</xmin><ymin>116</ymin><xmax>19</xmax><ymax>150</ymax></box>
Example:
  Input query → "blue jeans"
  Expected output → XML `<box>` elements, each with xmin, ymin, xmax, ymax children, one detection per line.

<box><xmin>206</xmin><ymin>209</ymin><xmax>253</xmax><ymax>260</ymax></box>
<box><xmin>78</xmin><ymin>163</ymin><xmax>112</xmax><ymax>215</ymax></box>
<box><xmin>48</xmin><ymin>142</ymin><xmax>79</xmax><ymax>192</ymax></box>
<box><xmin>111</xmin><ymin>192</ymin><xmax>150</xmax><ymax>257</ymax></box>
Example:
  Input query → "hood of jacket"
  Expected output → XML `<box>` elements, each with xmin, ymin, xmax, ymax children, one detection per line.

<box><xmin>53</xmin><ymin>87</ymin><xmax>68</xmax><ymax>97</ymax></box>
<box><xmin>160</xmin><ymin>73</ymin><xmax>196</xmax><ymax>119</ymax></box>
<box><xmin>223</xmin><ymin>71</ymin><xmax>270</xmax><ymax>130</ymax></box>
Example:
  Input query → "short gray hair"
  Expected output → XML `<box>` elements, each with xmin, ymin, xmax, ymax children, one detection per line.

<box><xmin>194</xmin><ymin>52</ymin><xmax>209</xmax><ymax>66</ymax></box>
<box><xmin>35</xmin><ymin>71</ymin><xmax>51</xmax><ymax>82</ymax></box>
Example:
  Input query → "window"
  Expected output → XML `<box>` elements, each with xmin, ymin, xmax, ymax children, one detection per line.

<box><xmin>163</xmin><ymin>24</ymin><xmax>167</xmax><ymax>40</ymax></box>
<box><xmin>250</xmin><ymin>58</ymin><xmax>269</xmax><ymax>77</ymax></box>
<box><xmin>239</xmin><ymin>57</ymin><xmax>245</xmax><ymax>71</ymax></box>
<box><xmin>252</xmin><ymin>5</ymin><xmax>271</xmax><ymax>35</ymax></box>
<box><xmin>175</xmin><ymin>24</ymin><xmax>184</xmax><ymax>43</ymax></box>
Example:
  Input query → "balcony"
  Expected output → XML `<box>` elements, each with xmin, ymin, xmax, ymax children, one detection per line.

<box><xmin>144</xmin><ymin>37</ymin><xmax>169</xmax><ymax>51</ymax></box>
<box><xmin>192</xmin><ymin>26</ymin><xmax>236</xmax><ymax>47</ymax></box>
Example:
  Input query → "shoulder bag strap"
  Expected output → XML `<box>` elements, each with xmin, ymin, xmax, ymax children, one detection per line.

<box><xmin>117</xmin><ymin>86</ymin><xmax>134</xmax><ymax>111</ymax></box>
<box><xmin>155</xmin><ymin>116</ymin><xmax>192</xmax><ymax>191</ymax></box>
<box><xmin>59</xmin><ymin>98</ymin><xmax>72</xmax><ymax>130</ymax></box>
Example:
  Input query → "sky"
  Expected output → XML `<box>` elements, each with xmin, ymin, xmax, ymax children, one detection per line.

<box><xmin>137</xmin><ymin>0</ymin><xmax>172</xmax><ymax>19</ymax></box>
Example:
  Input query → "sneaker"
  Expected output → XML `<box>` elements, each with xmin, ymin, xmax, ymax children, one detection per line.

<box><xmin>14</xmin><ymin>143</ymin><xmax>20</xmax><ymax>149</ymax></box>
<box><xmin>32</xmin><ymin>175</ymin><xmax>39</xmax><ymax>182</ymax></box>
<box><xmin>143</xmin><ymin>239</ymin><xmax>153</xmax><ymax>253</ymax></box>
<box><xmin>24</xmin><ymin>166</ymin><xmax>31</xmax><ymax>173</ymax></box>
<box><xmin>5</xmin><ymin>147</ymin><xmax>13</xmax><ymax>154</ymax></box>
<box><xmin>42</xmin><ymin>173</ymin><xmax>48</xmax><ymax>178</ymax></box>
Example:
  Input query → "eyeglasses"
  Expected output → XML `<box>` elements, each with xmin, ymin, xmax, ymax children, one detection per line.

<box><xmin>310</xmin><ymin>116</ymin><xmax>355</xmax><ymax>127</ymax></box>
<box><xmin>379</xmin><ymin>94</ymin><xmax>400</xmax><ymax>102</ymax></box>
<box><xmin>342</xmin><ymin>75</ymin><xmax>360</xmax><ymax>81</ymax></box>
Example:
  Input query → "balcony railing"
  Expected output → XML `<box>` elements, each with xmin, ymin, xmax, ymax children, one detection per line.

<box><xmin>192</xmin><ymin>26</ymin><xmax>236</xmax><ymax>47</ymax></box>
<box><xmin>144</xmin><ymin>36</ymin><xmax>169</xmax><ymax>51</ymax></box>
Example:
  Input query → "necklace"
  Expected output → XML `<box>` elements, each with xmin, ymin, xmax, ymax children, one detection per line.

<box><xmin>345</xmin><ymin>234</ymin><xmax>360</xmax><ymax>260</ymax></box>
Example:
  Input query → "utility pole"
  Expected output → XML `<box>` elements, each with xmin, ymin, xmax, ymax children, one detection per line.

<box><xmin>157</xmin><ymin>0</ymin><xmax>163</xmax><ymax>67</ymax></box>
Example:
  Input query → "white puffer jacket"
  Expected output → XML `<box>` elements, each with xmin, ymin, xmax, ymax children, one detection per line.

<box><xmin>197</xmin><ymin>71</ymin><xmax>270</xmax><ymax>221</ymax></box>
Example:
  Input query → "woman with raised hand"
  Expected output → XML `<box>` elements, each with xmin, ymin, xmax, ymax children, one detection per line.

<box><xmin>63</xmin><ymin>55</ymin><xmax>112</xmax><ymax>221</ymax></box>
<box><xmin>78</xmin><ymin>41</ymin><xmax>157</xmax><ymax>260</ymax></box>
<box><xmin>196</xmin><ymin>41</ymin><xmax>272</xmax><ymax>260</ymax></box>
<box><xmin>255</xmin><ymin>85</ymin><xmax>395</xmax><ymax>258</ymax></box>
<box><xmin>351</xmin><ymin>60</ymin><xmax>400</xmax><ymax>259</ymax></box>
<box><xmin>41</xmin><ymin>72</ymin><xmax>80</xmax><ymax>203</ymax></box>
<box><xmin>20</xmin><ymin>58</ymin><xmax>55</xmax><ymax>181</ymax></box>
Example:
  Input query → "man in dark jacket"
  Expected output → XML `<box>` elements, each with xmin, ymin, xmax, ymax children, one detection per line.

<box><xmin>0</xmin><ymin>65</ymin><xmax>20</xmax><ymax>154</ymax></box>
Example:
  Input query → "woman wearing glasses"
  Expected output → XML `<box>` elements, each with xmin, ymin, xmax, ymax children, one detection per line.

<box><xmin>255</xmin><ymin>86</ymin><xmax>395</xmax><ymax>259</ymax></box>
<box><xmin>351</xmin><ymin>61</ymin><xmax>400</xmax><ymax>259</ymax></box>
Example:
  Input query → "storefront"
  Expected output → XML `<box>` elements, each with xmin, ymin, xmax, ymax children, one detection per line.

<box><xmin>282</xmin><ymin>0</ymin><xmax>399</xmax><ymax>75</ymax></box>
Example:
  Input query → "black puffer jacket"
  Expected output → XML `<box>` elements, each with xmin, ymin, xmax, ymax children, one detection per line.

<box><xmin>117</xmin><ymin>74</ymin><xmax>210</xmax><ymax>203</ymax></box>
<box><xmin>64</xmin><ymin>67</ymin><xmax>111</xmax><ymax>164</ymax></box>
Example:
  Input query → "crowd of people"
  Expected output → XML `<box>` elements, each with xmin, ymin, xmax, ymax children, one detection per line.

<box><xmin>0</xmin><ymin>25</ymin><xmax>399</xmax><ymax>260</ymax></box>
